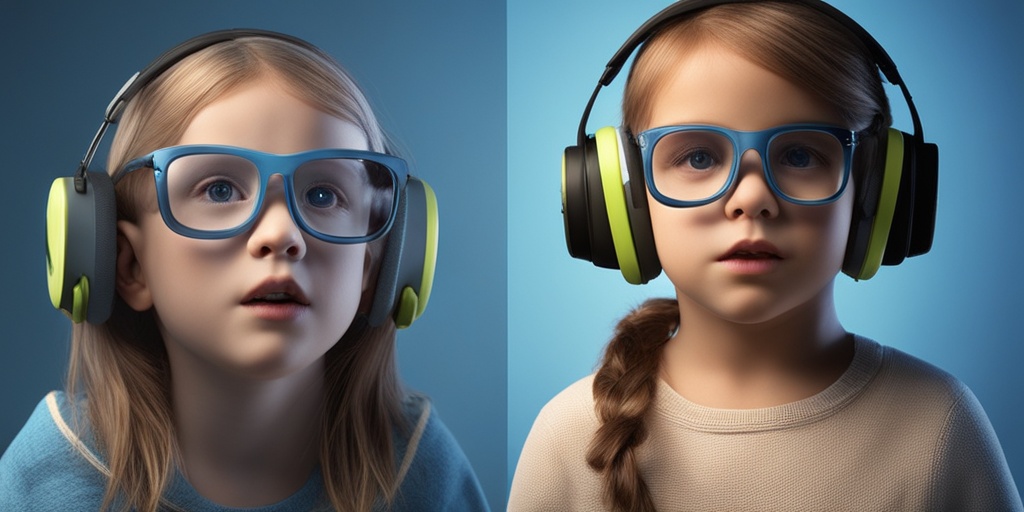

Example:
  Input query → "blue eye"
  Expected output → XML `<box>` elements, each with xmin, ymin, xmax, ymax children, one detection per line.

<box><xmin>206</xmin><ymin>181</ymin><xmax>236</xmax><ymax>202</ymax></box>
<box><xmin>688</xmin><ymin>150</ymin><xmax>715</xmax><ymax>170</ymax></box>
<box><xmin>305</xmin><ymin>186</ymin><xmax>337</xmax><ymax>209</ymax></box>
<box><xmin>781</xmin><ymin>148</ymin><xmax>812</xmax><ymax>168</ymax></box>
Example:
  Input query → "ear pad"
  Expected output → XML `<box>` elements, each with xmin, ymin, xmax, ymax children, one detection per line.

<box><xmin>46</xmin><ymin>172</ymin><xmax>117</xmax><ymax>324</ymax></box>
<box><xmin>843</xmin><ymin>126</ymin><xmax>941</xmax><ymax>280</ymax></box>
<box><xmin>367</xmin><ymin>177</ymin><xmax>438</xmax><ymax>329</ymax></box>
<box><xmin>561</xmin><ymin>127</ymin><xmax>659</xmax><ymax>284</ymax></box>
<box><xmin>616</xmin><ymin>128</ymin><xmax>661</xmax><ymax>284</ymax></box>
<box><xmin>843</xmin><ymin>128</ymin><xmax>904</xmax><ymax>280</ymax></box>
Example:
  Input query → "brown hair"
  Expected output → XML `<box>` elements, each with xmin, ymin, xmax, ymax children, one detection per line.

<box><xmin>67</xmin><ymin>36</ymin><xmax>406</xmax><ymax>512</ymax></box>
<box><xmin>587</xmin><ymin>3</ymin><xmax>892</xmax><ymax>510</ymax></box>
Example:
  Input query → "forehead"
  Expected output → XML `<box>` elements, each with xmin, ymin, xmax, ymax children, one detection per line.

<box><xmin>177</xmin><ymin>80</ymin><xmax>369</xmax><ymax>153</ymax></box>
<box><xmin>644</xmin><ymin>42</ymin><xmax>844</xmax><ymax>132</ymax></box>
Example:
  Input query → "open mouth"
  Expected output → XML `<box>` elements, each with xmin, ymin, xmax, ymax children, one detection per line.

<box><xmin>242</xmin><ymin>279</ymin><xmax>311</xmax><ymax>306</ymax></box>
<box><xmin>243</xmin><ymin>292</ymin><xmax>307</xmax><ymax>305</ymax></box>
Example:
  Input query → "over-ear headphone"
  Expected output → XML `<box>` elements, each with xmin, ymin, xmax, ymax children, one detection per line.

<box><xmin>46</xmin><ymin>29</ymin><xmax>437</xmax><ymax>328</ymax></box>
<box><xmin>562</xmin><ymin>0</ymin><xmax>938</xmax><ymax>284</ymax></box>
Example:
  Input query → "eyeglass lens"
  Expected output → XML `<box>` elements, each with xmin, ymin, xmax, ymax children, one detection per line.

<box><xmin>649</xmin><ymin>129</ymin><xmax>846</xmax><ymax>202</ymax></box>
<box><xmin>164</xmin><ymin>153</ymin><xmax>395</xmax><ymax>237</ymax></box>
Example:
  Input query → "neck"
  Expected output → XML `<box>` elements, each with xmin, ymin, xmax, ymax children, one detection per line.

<box><xmin>166</xmin><ymin>345</ymin><xmax>324</xmax><ymax>507</ymax></box>
<box><xmin>661</xmin><ymin>283</ymin><xmax>853</xmax><ymax>409</ymax></box>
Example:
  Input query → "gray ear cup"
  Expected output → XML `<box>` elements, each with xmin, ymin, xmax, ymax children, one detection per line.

<box><xmin>45</xmin><ymin>172</ymin><xmax>116</xmax><ymax>324</ymax></box>
<box><xmin>367</xmin><ymin>177</ymin><xmax>437</xmax><ymax>329</ymax></box>
<box><xmin>49</xmin><ymin>29</ymin><xmax>350</xmax><ymax>324</ymax></box>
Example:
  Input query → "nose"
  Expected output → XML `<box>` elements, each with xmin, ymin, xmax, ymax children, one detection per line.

<box><xmin>246</xmin><ymin>176</ymin><xmax>307</xmax><ymax>260</ymax></box>
<box><xmin>722</xmin><ymin>148</ymin><xmax>779</xmax><ymax>220</ymax></box>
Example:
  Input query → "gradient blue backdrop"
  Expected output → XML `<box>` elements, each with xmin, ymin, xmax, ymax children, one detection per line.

<box><xmin>508</xmin><ymin>0</ymin><xmax>1024</xmax><ymax>500</ymax></box>
<box><xmin>0</xmin><ymin>1</ymin><xmax>506</xmax><ymax>510</ymax></box>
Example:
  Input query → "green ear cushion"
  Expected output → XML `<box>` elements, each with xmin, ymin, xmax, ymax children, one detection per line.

<box><xmin>367</xmin><ymin>177</ymin><xmax>436</xmax><ymax>329</ymax></box>
<box><xmin>855</xmin><ymin>128</ymin><xmax>905</xmax><ymax>280</ymax></box>
<box><xmin>595</xmin><ymin>126</ymin><xmax>643</xmax><ymax>284</ymax></box>
<box><xmin>406</xmin><ymin>179</ymin><xmax>438</xmax><ymax>326</ymax></box>
<box><xmin>616</xmin><ymin>127</ymin><xmax>661</xmax><ymax>284</ymax></box>
<box><xmin>46</xmin><ymin>180</ymin><xmax>69</xmax><ymax>311</ymax></box>
<box><xmin>45</xmin><ymin>173</ymin><xmax>116</xmax><ymax>324</ymax></box>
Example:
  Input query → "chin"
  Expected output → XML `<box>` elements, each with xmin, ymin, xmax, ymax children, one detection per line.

<box><xmin>217</xmin><ymin>341</ymin><xmax>332</xmax><ymax>381</ymax></box>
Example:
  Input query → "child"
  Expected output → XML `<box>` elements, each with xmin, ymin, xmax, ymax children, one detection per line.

<box><xmin>509</xmin><ymin>1</ymin><xmax>1022</xmax><ymax>510</ymax></box>
<box><xmin>0</xmin><ymin>30</ymin><xmax>487</xmax><ymax>512</ymax></box>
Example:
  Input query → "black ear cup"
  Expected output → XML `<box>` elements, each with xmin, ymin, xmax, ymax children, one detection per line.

<box><xmin>368</xmin><ymin>177</ymin><xmax>438</xmax><ymax>329</ymax></box>
<box><xmin>561</xmin><ymin>127</ymin><xmax>660</xmax><ymax>285</ymax></box>
<box><xmin>46</xmin><ymin>173</ymin><xmax>117</xmax><ymax>324</ymax></box>
<box><xmin>843</xmin><ymin>128</ymin><xmax>938</xmax><ymax>280</ymax></box>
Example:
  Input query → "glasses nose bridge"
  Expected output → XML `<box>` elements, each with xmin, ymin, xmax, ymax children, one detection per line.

<box><xmin>260</xmin><ymin>162</ymin><xmax>297</xmax><ymax>197</ymax></box>
<box><xmin>255</xmin><ymin>164</ymin><xmax>301</xmax><ymax>225</ymax></box>
<box><xmin>731</xmin><ymin>130</ymin><xmax>773</xmax><ymax>180</ymax></box>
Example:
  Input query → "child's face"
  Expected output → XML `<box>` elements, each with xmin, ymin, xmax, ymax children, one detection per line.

<box><xmin>644</xmin><ymin>42</ymin><xmax>854</xmax><ymax>325</ymax></box>
<box><xmin>118</xmin><ymin>80</ymin><xmax>371</xmax><ymax>379</ymax></box>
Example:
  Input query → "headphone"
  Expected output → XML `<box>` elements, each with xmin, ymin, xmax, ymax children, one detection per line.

<box><xmin>45</xmin><ymin>29</ymin><xmax>438</xmax><ymax>329</ymax></box>
<box><xmin>561</xmin><ymin>0</ymin><xmax>938</xmax><ymax>284</ymax></box>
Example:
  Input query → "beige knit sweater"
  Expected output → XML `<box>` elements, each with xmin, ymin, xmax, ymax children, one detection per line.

<box><xmin>509</xmin><ymin>337</ymin><xmax>1022</xmax><ymax>511</ymax></box>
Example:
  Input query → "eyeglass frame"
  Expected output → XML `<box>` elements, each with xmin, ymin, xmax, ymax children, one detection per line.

<box><xmin>115</xmin><ymin>144</ymin><xmax>409</xmax><ymax>244</ymax></box>
<box><xmin>636</xmin><ymin>123</ymin><xmax>858</xmax><ymax>208</ymax></box>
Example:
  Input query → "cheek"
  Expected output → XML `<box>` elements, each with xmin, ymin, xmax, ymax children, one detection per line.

<box><xmin>308</xmin><ymin>244</ymin><xmax>368</xmax><ymax>312</ymax></box>
<box><xmin>807</xmin><ymin>191</ymin><xmax>855</xmax><ymax>267</ymax></box>
<box><xmin>137</xmin><ymin>215</ymin><xmax>238</xmax><ymax>287</ymax></box>
<box><xmin>647</xmin><ymin>197</ymin><xmax>714</xmax><ymax>275</ymax></box>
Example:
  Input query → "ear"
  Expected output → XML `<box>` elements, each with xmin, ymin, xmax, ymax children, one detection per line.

<box><xmin>115</xmin><ymin>220</ymin><xmax>153</xmax><ymax>312</ymax></box>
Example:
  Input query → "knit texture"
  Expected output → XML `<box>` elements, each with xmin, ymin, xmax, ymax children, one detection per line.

<box><xmin>509</xmin><ymin>336</ymin><xmax>1022</xmax><ymax>511</ymax></box>
<box><xmin>0</xmin><ymin>392</ymin><xmax>488</xmax><ymax>511</ymax></box>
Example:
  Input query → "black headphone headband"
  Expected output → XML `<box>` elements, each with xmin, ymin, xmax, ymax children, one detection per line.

<box><xmin>576</xmin><ymin>0</ymin><xmax>925</xmax><ymax>145</ymax></box>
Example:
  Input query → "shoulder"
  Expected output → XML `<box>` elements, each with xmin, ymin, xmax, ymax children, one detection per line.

<box><xmin>0</xmin><ymin>392</ymin><xmax>107</xmax><ymax>510</ymax></box>
<box><xmin>514</xmin><ymin>375</ymin><xmax>599</xmax><ymax>478</ymax></box>
<box><xmin>508</xmin><ymin>376</ymin><xmax>604</xmax><ymax>512</ymax></box>
<box><xmin>863</xmin><ymin>338</ymin><xmax>989</xmax><ymax>434</ymax></box>
<box><xmin>388</xmin><ymin>394</ymin><xmax>489</xmax><ymax>512</ymax></box>
<box><xmin>529</xmin><ymin>375</ymin><xmax>599</xmax><ymax>441</ymax></box>
<box><xmin>873</xmin><ymin>339</ymin><xmax>967</xmax><ymax>400</ymax></box>
<box><xmin>865</xmin><ymin>339</ymin><xmax>1023</xmax><ymax>510</ymax></box>
<box><xmin>848</xmin><ymin>337</ymin><xmax>973</xmax><ymax>423</ymax></box>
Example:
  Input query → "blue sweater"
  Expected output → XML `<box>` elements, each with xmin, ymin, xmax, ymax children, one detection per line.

<box><xmin>0</xmin><ymin>392</ymin><xmax>489</xmax><ymax>511</ymax></box>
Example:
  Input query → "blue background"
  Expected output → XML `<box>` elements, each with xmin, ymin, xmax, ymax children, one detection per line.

<box><xmin>2</xmin><ymin>0</ymin><xmax>1022</xmax><ymax>507</ymax></box>
<box><xmin>0</xmin><ymin>1</ymin><xmax>506</xmax><ymax>510</ymax></box>
<box><xmin>508</xmin><ymin>0</ymin><xmax>1024</xmax><ymax>500</ymax></box>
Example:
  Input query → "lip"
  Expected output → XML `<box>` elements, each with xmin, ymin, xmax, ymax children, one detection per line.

<box><xmin>241</xmin><ymin>277</ymin><xmax>311</xmax><ymax>321</ymax></box>
<box><xmin>717</xmin><ymin>240</ymin><xmax>783</xmax><ymax>275</ymax></box>
<box><xmin>241</xmin><ymin>276</ymin><xmax>311</xmax><ymax>306</ymax></box>
<box><xmin>718</xmin><ymin>240</ymin><xmax>784</xmax><ymax>261</ymax></box>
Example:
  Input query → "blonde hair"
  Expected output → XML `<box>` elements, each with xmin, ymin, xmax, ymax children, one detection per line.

<box><xmin>588</xmin><ymin>3</ymin><xmax>893</xmax><ymax>511</ymax></box>
<box><xmin>67</xmin><ymin>36</ymin><xmax>407</xmax><ymax>512</ymax></box>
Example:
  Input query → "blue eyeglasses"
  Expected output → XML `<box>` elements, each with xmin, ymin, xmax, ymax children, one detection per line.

<box><xmin>116</xmin><ymin>145</ymin><xmax>409</xmax><ymax>244</ymax></box>
<box><xmin>636</xmin><ymin>124</ymin><xmax>858</xmax><ymax>207</ymax></box>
